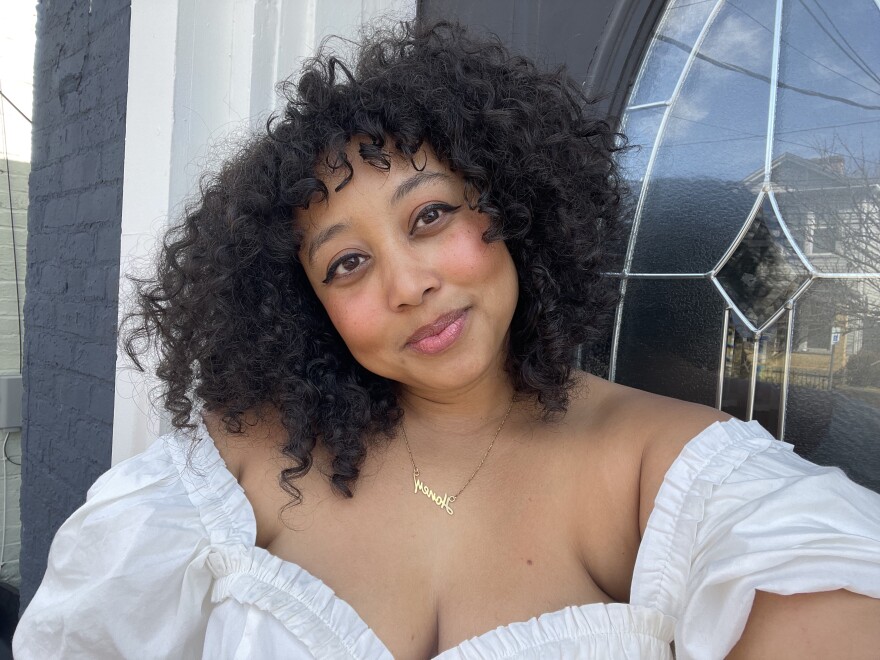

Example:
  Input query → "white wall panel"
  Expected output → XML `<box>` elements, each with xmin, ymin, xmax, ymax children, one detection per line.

<box><xmin>114</xmin><ymin>0</ymin><xmax>416</xmax><ymax>463</ymax></box>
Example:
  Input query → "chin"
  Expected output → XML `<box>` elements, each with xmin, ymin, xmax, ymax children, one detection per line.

<box><xmin>408</xmin><ymin>346</ymin><xmax>509</xmax><ymax>393</ymax></box>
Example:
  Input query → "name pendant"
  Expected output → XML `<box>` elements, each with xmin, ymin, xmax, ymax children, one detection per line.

<box><xmin>412</xmin><ymin>470</ymin><xmax>456</xmax><ymax>515</ymax></box>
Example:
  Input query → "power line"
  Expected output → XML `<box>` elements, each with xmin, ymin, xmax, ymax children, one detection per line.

<box><xmin>656</xmin><ymin>32</ymin><xmax>880</xmax><ymax>111</ymax></box>
<box><xmin>625</xmin><ymin>109</ymin><xmax>880</xmax><ymax>168</ymax></box>
<box><xmin>0</xmin><ymin>82</ymin><xmax>24</xmax><ymax>373</ymax></box>
<box><xmin>665</xmin><ymin>121</ymin><xmax>880</xmax><ymax>169</ymax></box>
<box><xmin>803</xmin><ymin>0</ymin><xmax>880</xmax><ymax>88</ymax></box>
<box><xmin>727</xmin><ymin>2</ymin><xmax>880</xmax><ymax>100</ymax></box>
<box><xmin>668</xmin><ymin>0</ymin><xmax>715</xmax><ymax>10</ymax></box>
<box><xmin>0</xmin><ymin>90</ymin><xmax>32</xmax><ymax>124</ymax></box>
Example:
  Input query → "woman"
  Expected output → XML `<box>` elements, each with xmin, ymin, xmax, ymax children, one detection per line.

<box><xmin>14</xmin><ymin>21</ymin><xmax>880</xmax><ymax>659</ymax></box>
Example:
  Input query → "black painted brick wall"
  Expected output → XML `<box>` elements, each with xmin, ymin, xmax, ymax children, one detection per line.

<box><xmin>20</xmin><ymin>0</ymin><xmax>130</xmax><ymax>610</ymax></box>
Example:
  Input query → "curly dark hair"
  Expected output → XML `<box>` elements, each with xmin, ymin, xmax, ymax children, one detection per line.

<box><xmin>124</xmin><ymin>20</ymin><xmax>625</xmax><ymax>504</ymax></box>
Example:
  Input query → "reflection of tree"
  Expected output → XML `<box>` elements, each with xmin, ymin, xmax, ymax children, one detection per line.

<box><xmin>796</xmin><ymin>144</ymin><xmax>880</xmax><ymax>273</ymax></box>
<box><xmin>763</xmin><ymin>148</ymin><xmax>880</xmax><ymax>493</ymax></box>
<box><xmin>771</xmin><ymin>145</ymin><xmax>880</xmax><ymax>381</ymax></box>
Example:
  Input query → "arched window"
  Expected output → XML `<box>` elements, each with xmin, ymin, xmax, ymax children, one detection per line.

<box><xmin>611</xmin><ymin>0</ymin><xmax>880</xmax><ymax>491</ymax></box>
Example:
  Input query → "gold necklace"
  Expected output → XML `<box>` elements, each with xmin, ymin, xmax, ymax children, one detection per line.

<box><xmin>400</xmin><ymin>398</ymin><xmax>514</xmax><ymax>516</ymax></box>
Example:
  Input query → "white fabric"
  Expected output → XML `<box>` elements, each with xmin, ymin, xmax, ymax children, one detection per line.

<box><xmin>14</xmin><ymin>418</ymin><xmax>880</xmax><ymax>659</ymax></box>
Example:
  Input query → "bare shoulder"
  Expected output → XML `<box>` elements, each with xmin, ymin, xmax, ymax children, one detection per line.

<box><xmin>201</xmin><ymin>407</ymin><xmax>283</xmax><ymax>481</ymax></box>
<box><xmin>578</xmin><ymin>375</ymin><xmax>731</xmax><ymax>534</ymax></box>
<box><xmin>201</xmin><ymin>406</ymin><xmax>298</xmax><ymax>545</ymax></box>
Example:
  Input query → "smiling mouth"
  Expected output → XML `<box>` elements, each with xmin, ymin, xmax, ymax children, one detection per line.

<box><xmin>406</xmin><ymin>308</ymin><xmax>469</xmax><ymax>354</ymax></box>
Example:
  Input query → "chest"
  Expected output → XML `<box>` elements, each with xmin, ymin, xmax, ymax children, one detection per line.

<box><xmin>268</xmin><ymin>515</ymin><xmax>612</xmax><ymax>656</ymax></box>
<box><xmin>246</xmin><ymin>436</ymin><xmax>640</xmax><ymax>658</ymax></box>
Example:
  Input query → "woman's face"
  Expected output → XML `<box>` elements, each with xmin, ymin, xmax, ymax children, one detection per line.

<box><xmin>297</xmin><ymin>141</ymin><xmax>519</xmax><ymax>397</ymax></box>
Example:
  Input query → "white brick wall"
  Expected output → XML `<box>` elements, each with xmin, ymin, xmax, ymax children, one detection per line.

<box><xmin>0</xmin><ymin>165</ymin><xmax>26</xmax><ymax>588</ymax></box>
<box><xmin>0</xmin><ymin>161</ymin><xmax>27</xmax><ymax>590</ymax></box>
<box><xmin>0</xmin><ymin>431</ymin><xmax>21</xmax><ymax>588</ymax></box>
<box><xmin>1</xmin><ymin>1</ymin><xmax>34</xmax><ymax>590</ymax></box>
<box><xmin>0</xmin><ymin>164</ymin><xmax>27</xmax><ymax>375</ymax></box>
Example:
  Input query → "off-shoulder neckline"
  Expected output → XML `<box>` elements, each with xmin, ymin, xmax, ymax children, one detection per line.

<box><xmin>166</xmin><ymin>415</ymin><xmax>778</xmax><ymax>658</ymax></box>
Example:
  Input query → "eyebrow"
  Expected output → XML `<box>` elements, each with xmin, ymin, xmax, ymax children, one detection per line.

<box><xmin>306</xmin><ymin>221</ymin><xmax>350</xmax><ymax>265</ymax></box>
<box><xmin>306</xmin><ymin>170</ymin><xmax>453</xmax><ymax>265</ymax></box>
<box><xmin>391</xmin><ymin>171</ymin><xmax>452</xmax><ymax>205</ymax></box>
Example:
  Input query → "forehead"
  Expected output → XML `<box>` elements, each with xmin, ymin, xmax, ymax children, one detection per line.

<box><xmin>315</xmin><ymin>139</ymin><xmax>441</xmax><ymax>189</ymax></box>
<box><xmin>297</xmin><ymin>140</ymin><xmax>454</xmax><ymax>227</ymax></box>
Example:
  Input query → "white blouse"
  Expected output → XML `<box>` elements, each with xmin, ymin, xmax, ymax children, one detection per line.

<box><xmin>13</xmin><ymin>418</ymin><xmax>880</xmax><ymax>659</ymax></box>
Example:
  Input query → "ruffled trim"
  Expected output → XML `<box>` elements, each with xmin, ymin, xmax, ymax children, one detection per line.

<box><xmin>162</xmin><ymin>420</ymin><xmax>394</xmax><ymax>659</ymax></box>
<box><xmin>630</xmin><ymin>418</ymin><xmax>781</xmax><ymax>617</ymax></box>
<box><xmin>161</xmin><ymin>417</ymin><xmax>257</xmax><ymax>549</ymax></box>
<box><xmin>435</xmin><ymin>602</ymin><xmax>674</xmax><ymax>659</ymax></box>
<box><xmin>208</xmin><ymin>544</ymin><xmax>393</xmax><ymax>659</ymax></box>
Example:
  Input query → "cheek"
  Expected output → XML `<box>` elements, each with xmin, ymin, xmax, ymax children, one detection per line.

<box><xmin>320</xmin><ymin>292</ymin><xmax>385</xmax><ymax>355</ymax></box>
<box><xmin>441</xmin><ymin>224</ymin><xmax>508</xmax><ymax>279</ymax></box>
<box><xmin>323</xmin><ymin>296</ymin><xmax>361</xmax><ymax>336</ymax></box>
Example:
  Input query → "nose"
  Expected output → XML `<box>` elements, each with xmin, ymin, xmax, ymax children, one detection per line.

<box><xmin>384</xmin><ymin>250</ymin><xmax>441</xmax><ymax>309</ymax></box>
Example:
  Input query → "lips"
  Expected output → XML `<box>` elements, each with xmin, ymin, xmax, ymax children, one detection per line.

<box><xmin>406</xmin><ymin>308</ymin><xmax>469</xmax><ymax>354</ymax></box>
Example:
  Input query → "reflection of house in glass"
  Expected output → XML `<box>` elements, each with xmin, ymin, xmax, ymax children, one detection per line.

<box><xmin>741</xmin><ymin>153</ymin><xmax>880</xmax><ymax>392</ymax></box>
<box><xmin>611</xmin><ymin>0</ymin><xmax>880</xmax><ymax>494</ymax></box>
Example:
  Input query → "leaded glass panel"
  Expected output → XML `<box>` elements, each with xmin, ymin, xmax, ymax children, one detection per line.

<box><xmin>610</xmin><ymin>0</ymin><xmax>880</xmax><ymax>493</ymax></box>
<box><xmin>787</xmin><ymin>279</ymin><xmax>880</xmax><ymax>491</ymax></box>
<box><xmin>615</xmin><ymin>279</ymin><xmax>725</xmax><ymax>406</ymax></box>
<box><xmin>721</xmin><ymin>320</ymin><xmax>754</xmax><ymax>421</ymax></box>
<box><xmin>772</xmin><ymin>0</ymin><xmax>880</xmax><ymax>274</ymax></box>
<box><xmin>720</xmin><ymin>314</ymin><xmax>789</xmax><ymax>436</ymax></box>
<box><xmin>629</xmin><ymin>0</ymin><xmax>775</xmax><ymax>273</ymax></box>
<box><xmin>627</xmin><ymin>0</ymin><xmax>718</xmax><ymax>107</ymax></box>
<box><xmin>716</xmin><ymin>193</ymin><xmax>810</xmax><ymax>329</ymax></box>
<box><xmin>619</xmin><ymin>106</ymin><xmax>665</xmax><ymax>189</ymax></box>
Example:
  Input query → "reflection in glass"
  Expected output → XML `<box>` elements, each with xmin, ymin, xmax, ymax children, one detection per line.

<box><xmin>786</xmin><ymin>279</ymin><xmax>880</xmax><ymax>491</ymax></box>
<box><xmin>608</xmin><ymin>0</ymin><xmax>880</xmax><ymax>493</ymax></box>
<box><xmin>720</xmin><ymin>312</ymin><xmax>788</xmax><ymax>436</ymax></box>
<box><xmin>614</xmin><ymin>108</ymin><xmax>666</xmax><ymax>272</ymax></box>
<box><xmin>773</xmin><ymin>156</ymin><xmax>880</xmax><ymax>274</ymax></box>
<box><xmin>721</xmin><ymin>320</ymin><xmax>753</xmax><ymax>422</ymax></box>
<box><xmin>619</xmin><ymin>107</ymin><xmax>665</xmax><ymax>189</ymax></box>
<box><xmin>772</xmin><ymin>0</ymin><xmax>880</xmax><ymax>273</ymax></box>
<box><xmin>627</xmin><ymin>0</ymin><xmax>718</xmax><ymax>107</ymax></box>
<box><xmin>615</xmin><ymin>279</ymin><xmax>725</xmax><ymax>407</ymax></box>
<box><xmin>754</xmin><ymin>313</ymin><xmax>788</xmax><ymax>435</ymax></box>
<box><xmin>716</xmin><ymin>194</ymin><xmax>810</xmax><ymax>329</ymax></box>
<box><xmin>629</xmin><ymin>0</ymin><xmax>775</xmax><ymax>273</ymax></box>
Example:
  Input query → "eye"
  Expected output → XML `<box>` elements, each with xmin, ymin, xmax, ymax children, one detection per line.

<box><xmin>323</xmin><ymin>252</ymin><xmax>369</xmax><ymax>284</ymax></box>
<box><xmin>411</xmin><ymin>203</ymin><xmax>461</xmax><ymax>234</ymax></box>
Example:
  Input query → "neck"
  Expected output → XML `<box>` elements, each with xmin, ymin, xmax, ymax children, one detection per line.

<box><xmin>397</xmin><ymin>377</ymin><xmax>521</xmax><ymax>468</ymax></box>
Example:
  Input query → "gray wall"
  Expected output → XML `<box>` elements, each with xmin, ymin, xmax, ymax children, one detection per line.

<box><xmin>20</xmin><ymin>0</ymin><xmax>130</xmax><ymax>609</ymax></box>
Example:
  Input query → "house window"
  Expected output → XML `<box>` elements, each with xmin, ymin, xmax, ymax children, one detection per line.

<box><xmin>808</xmin><ymin>222</ymin><xmax>836</xmax><ymax>255</ymax></box>
<box><xmin>601</xmin><ymin>0</ymin><xmax>880</xmax><ymax>492</ymax></box>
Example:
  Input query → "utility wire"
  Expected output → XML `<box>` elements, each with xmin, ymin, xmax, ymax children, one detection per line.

<box><xmin>669</xmin><ymin>0</ymin><xmax>716</xmax><ymax>10</ymax></box>
<box><xmin>656</xmin><ymin>32</ymin><xmax>880</xmax><ymax>112</ymax></box>
<box><xmin>658</xmin><ymin>113</ymin><xmax>880</xmax><ymax>169</ymax></box>
<box><xmin>727</xmin><ymin>3</ymin><xmax>880</xmax><ymax>99</ymax></box>
<box><xmin>0</xmin><ymin>90</ymin><xmax>31</xmax><ymax>124</ymax></box>
<box><xmin>2</xmin><ymin>432</ymin><xmax>18</xmax><ymax>467</ymax></box>
<box><xmin>0</xmin><ymin>84</ymin><xmax>25</xmax><ymax>373</ymax></box>
<box><xmin>803</xmin><ymin>0</ymin><xmax>880</xmax><ymax>88</ymax></box>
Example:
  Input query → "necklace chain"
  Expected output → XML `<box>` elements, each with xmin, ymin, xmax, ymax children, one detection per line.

<box><xmin>401</xmin><ymin>398</ymin><xmax>514</xmax><ymax>514</ymax></box>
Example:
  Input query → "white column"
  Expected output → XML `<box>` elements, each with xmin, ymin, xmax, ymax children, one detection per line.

<box><xmin>113</xmin><ymin>0</ymin><xmax>415</xmax><ymax>463</ymax></box>
<box><xmin>113</xmin><ymin>0</ymin><xmax>180</xmax><ymax>464</ymax></box>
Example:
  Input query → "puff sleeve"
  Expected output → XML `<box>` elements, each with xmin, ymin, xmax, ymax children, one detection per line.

<box><xmin>12</xmin><ymin>436</ymin><xmax>245</xmax><ymax>659</ymax></box>
<box><xmin>632</xmin><ymin>420</ymin><xmax>880</xmax><ymax>660</ymax></box>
